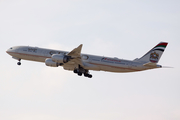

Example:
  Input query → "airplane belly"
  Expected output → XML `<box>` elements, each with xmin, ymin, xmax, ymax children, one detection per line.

<box><xmin>100</xmin><ymin>65</ymin><xmax>134</xmax><ymax>72</ymax></box>
<box><xmin>83</xmin><ymin>62</ymin><xmax>100</xmax><ymax>71</ymax></box>
<box><xmin>91</xmin><ymin>62</ymin><xmax>140</xmax><ymax>73</ymax></box>
<box><xmin>17</xmin><ymin>52</ymin><xmax>47</xmax><ymax>62</ymax></box>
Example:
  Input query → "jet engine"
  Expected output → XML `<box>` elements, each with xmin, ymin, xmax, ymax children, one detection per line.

<box><xmin>51</xmin><ymin>54</ymin><xmax>70</xmax><ymax>63</ymax></box>
<box><xmin>45</xmin><ymin>58</ymin><xmax>58</xmax><ymax>67</ymax></box>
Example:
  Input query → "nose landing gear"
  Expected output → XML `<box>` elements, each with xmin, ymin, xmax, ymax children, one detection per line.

<box><xmin>17</xmin><ymin>59</ymin><xmax>21</xmax><ymax>65</ymax></box>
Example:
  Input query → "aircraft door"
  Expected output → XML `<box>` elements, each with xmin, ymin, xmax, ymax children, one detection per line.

<box><xmin>81</xmin><ymin>55</ymin><xmax>89</xmax><ymax>62</ymax></box>
<box><xmin>128</xmin><ymin>62</ymin><xmax>132</xmax><ymax>68</ymax></box>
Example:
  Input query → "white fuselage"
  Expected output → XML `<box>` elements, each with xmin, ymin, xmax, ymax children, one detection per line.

<box><xmin>6</xmin><ymin>46</ymin><xmax>156</xmax><ymax>73</ymax></box>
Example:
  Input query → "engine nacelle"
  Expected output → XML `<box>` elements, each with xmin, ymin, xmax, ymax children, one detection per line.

<box><xmin>51</xmin><ymin>54</ymin><xmax>69</xmax><ymax>63</ymax></box>
<box><xmin>45</xmin><ymin>58</ymin><xmax>58</xmax><ymax>67</ymax></box>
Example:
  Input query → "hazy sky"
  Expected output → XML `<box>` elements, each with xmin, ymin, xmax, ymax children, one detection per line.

<box><xmin>0</xmin><ymin>0</ymin><xmax>180</xmax><ymax>120</ymax></box>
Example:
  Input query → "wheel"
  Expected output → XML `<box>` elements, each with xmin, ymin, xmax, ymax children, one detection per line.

<box><xmin>59</xmin><ymin>63</ymin><xmax>63</xmax><ymax>66</ymax></box>
<box><xmin>88</xmin><ymin>74</ymin><xmax>92</xmax><ymax>78</ymax></box>
<box><xmin>84</xmin><ymin>73</ymin><xmax>89</xmax><ymax>77</ymax></box>
<box><xmin>17</xmin><ymin>62</ymin><xmax>21</xmax><ymax>65</ymax></box>
<box><xmin>74</xmin><ymin>69</ymin><xmax>78</xmax><ymax>73</ymax></box>
<box><xmin>78</xmin><ymin>72</ymin><xmax>82</xmax><ymax>76</ymax></box>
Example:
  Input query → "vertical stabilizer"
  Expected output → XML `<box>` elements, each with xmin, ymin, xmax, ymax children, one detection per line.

<box><xmin>137</xmin><ymin>42</ymin><xmax>168</xmax><ymax>63</ymax></box>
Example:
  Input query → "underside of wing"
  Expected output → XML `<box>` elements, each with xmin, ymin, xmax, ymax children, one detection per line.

<box><xmin>67</xmin><ymin>44</ymin><xmax>82</xmax><ymax>58</ymax></box>
<box><xmin>66</xmin><ymin>44</ymin><xmax>83</xmax><ymax>66</ymax></box>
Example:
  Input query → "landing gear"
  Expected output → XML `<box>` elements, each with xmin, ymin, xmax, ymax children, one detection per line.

<box><xmin>59</xmin><ymin>63</ymin><xmax>64</xmax><ymax>66</ymax></box>
<box><xmin>17</xmin><ymin>62</ymin><xmax>21</xmax><ymax>65</ymax></box>
<box><xmin>84</xmin><ymin>73</ymin><xmax>92</xmax><ymax>78</ymax></box>
<box><xmin>73</xmin><ymin>69</ymin><xmax>78</xmax><ymax>73</ymax></box>
<box><xmin>78</xmin><ymin>72</ymin><xmax>82</xmax><ymax>76</ymax></box>
<box><xmin>17</xmin><ymin>59</ymin><xmax>21</xmax><ymax>66</ymax></box>
<box><xmin>74</xmin><ymin>66</ymin><xmax>92</xmax><ymax>78</ymax></box>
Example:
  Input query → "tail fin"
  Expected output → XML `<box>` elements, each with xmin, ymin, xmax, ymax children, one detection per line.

<box><xmin>135</xmin><ymin>42</ymin><xmax>168</xmax><ymax>63</ymax></box>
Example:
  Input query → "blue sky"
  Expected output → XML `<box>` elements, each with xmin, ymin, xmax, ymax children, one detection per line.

<box><xmin>0</xmin><ymin>0</ymin><xmax>180</xmax><ymax>120</ymax></box>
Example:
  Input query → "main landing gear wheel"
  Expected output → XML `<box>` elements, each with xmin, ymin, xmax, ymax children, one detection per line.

<box><xmin>84</xmin><ymin>73</ymin><xmax>92</xmax><ymax>78</ymax></box>
<box><xmin>78</xmin><ymin>72</ymin><xmax>82</xmax><ymax>76</ymax></box>
<box><xmin>88</xmin><ymin>74</ymin><xmax>92</xmax><ymax>78</ymax></box>
<box><xmin>74</xmin><ymin>69</ymin><xmax>78</xmax><ymax>73</ymax></box>
<box><xmin>73</xmin><ymin>68</ymin><xmax>93</xmax><ymax>78</ymax></box>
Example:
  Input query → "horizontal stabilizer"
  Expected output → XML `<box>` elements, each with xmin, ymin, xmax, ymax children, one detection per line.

<box><xmin>162</xmin><ymin>66</ymin><xmax>174</xmax><ymax>68</ymax></box>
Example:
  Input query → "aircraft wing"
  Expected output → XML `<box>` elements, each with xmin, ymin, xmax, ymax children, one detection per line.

<box><xmin>66</xmin><ymin>44</ymin><xmax>84</xmax><ymax>66</ymax></box>
<box><xmin>67</xmin><ymin>44</ymin><xmax>82</xmax><ymax>57</ymax></box>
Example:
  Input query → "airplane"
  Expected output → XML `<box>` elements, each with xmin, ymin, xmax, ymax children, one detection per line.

<box><xmin>6</xmin><ymin>42</ymin><xmax>168</xmax><ymax>78</ymax></box>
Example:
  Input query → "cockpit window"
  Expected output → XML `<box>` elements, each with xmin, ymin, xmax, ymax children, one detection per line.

<box><xmin>10</xmin><ymin>47</ymin><xmax>13</xmax><ymax>49</ymax></box>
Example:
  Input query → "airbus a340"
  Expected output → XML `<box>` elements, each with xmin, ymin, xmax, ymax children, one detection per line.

<box><xmin>6</xmin><ymin>42</ymin><xmax>168</xmax><ymax>78</ymax></box>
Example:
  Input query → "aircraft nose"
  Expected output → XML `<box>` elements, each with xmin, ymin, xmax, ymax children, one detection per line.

<box><xmin>6</xmin><ymin>47</ymin><xmax>13</xmax><ymax>54</ymax></box>
<box><xmin>6</xmin><ymin>49</ymin><xmax>10</xmax><ymax>54</ymax></box>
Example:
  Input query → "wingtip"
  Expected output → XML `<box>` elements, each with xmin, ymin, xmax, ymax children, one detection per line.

<box><xmin>76</xmin><ymin>44</ymin><xmax>83</xmax><ymax>50</ymax></box>
<box><xmin>79</xmin><ymin>44</ymin><xmax>83</xmax><ymax>47</ymax></box>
